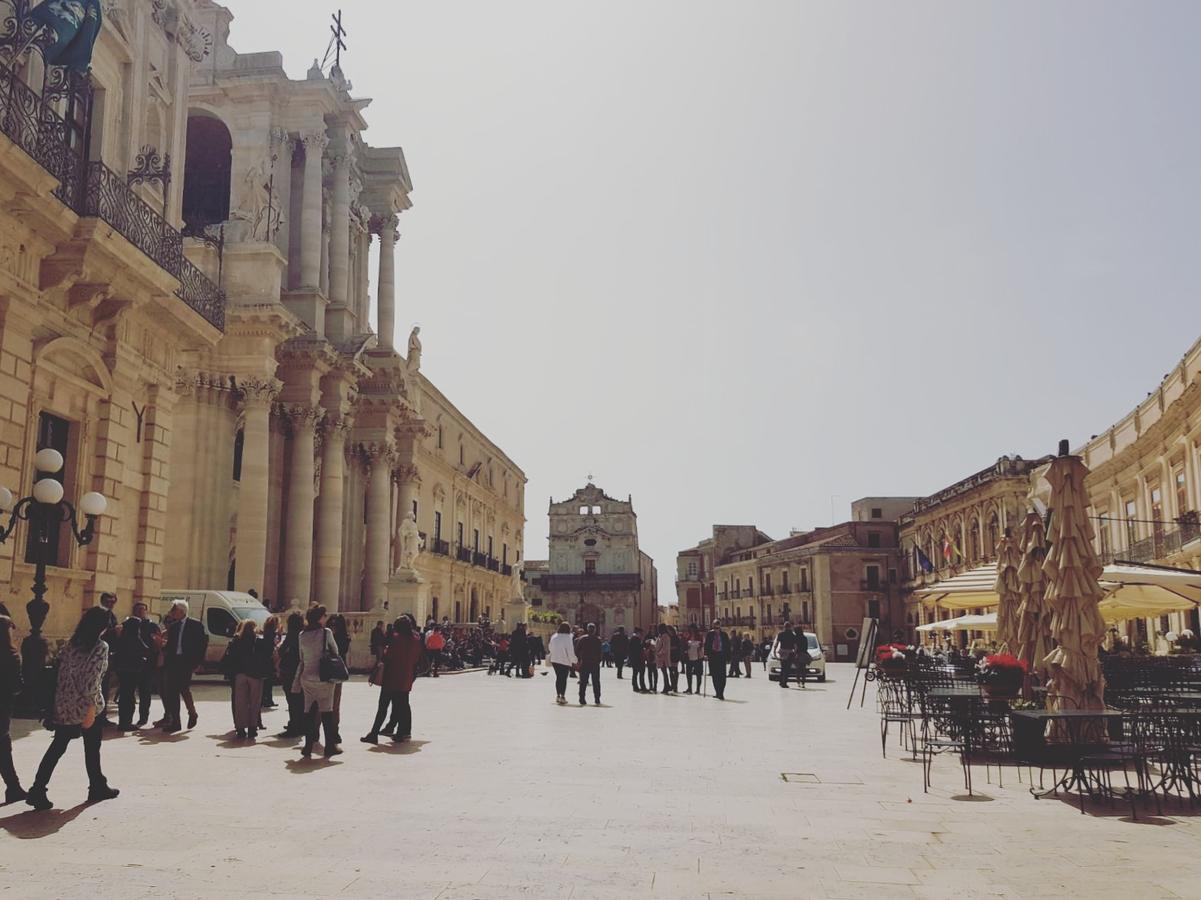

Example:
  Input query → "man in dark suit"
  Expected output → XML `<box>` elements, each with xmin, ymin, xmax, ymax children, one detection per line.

<box><xmin>609</xmin><ymin>627</ymin><xmax>629</xmax><ymax>680</ymax></box>
<box><xmin>704</xmin><ymin>619</ymin><xmax>731</xmax><ymax>700</ymax></box>
<box><xmin>627</xmin><ymin>628</ymin><xmax>646</xmax><ymax>693</ymax></box>
<box><xmin>575</xmin><ymin>623</ymin><xmax>603</xmax><ymax>706</ymax></box>
<box><xmin>160</xmin><ymin>600</ymin><xmax>207</xmax><ymax>733</ymax></box>
<box><xmin>132</xmin><ymin>602</ymin><xmax>160</xmax><ymax>726</ymax></box>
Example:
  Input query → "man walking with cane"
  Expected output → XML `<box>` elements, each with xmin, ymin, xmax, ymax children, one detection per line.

<box><xmin>704</xmin><ymin>618</ymin><xmax>731</xmax><ymax>701</ymax></box>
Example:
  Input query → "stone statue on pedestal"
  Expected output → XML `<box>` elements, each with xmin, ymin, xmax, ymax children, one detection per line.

<box><xmin>398</xmin><ymin>517</ymin><xmax>421</xmax><ymax>571</ymax></box>
<box><xmin>406</xmin><ymin>326</ymin><xmax>422</xmax><ymax>373</ymax></box>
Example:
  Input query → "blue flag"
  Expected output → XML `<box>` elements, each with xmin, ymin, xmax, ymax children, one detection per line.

<box><xmin>31</xmin><ymin>0</ymin><xmax>102</xmax><ymax>73</ymax></box>
<box><xmin>915</xmin><ymin>546</ymin><xmax>935</xmax><ymax>574</ymax></box>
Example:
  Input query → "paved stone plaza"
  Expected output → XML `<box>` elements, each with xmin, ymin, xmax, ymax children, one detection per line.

<box><xmin>0</xmin><ymin>663</ymin><xmax>1197</xmax><ymax>899</ymax></box>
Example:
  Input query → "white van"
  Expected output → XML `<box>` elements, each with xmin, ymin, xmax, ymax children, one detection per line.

<box><xmin>155</xmin><ymin>590</ymin><xmax>273</xmax><ymax>672</ymax></box>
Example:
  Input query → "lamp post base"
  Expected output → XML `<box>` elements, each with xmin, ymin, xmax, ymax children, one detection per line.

<box><xmin>16</xmin><ymin>631</ymin><xmax>49</xmax><ymax>718</ymax></box>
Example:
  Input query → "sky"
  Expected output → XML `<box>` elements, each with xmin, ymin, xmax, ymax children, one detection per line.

<box><xmin>223</xmin><ymin>0</ymin><xmax>1201</xmax><ymax>602</ymax></box>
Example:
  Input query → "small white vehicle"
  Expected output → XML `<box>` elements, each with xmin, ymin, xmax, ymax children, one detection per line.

<box><xmin>154</xmin><ymin>590</ymin><xmax>272</xmax><ymax>672</ymax></box>
<box><xmin>769</xmin><ymin>631</ymin><xmax>827</xmax><ymax>683</ymax></box>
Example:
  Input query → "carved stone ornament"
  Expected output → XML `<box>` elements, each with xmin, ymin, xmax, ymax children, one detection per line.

<box><xmin>238</xmin><ymin>376</ymin><xmax>281</xmax><ymax>406</ymax></box>
<box><xmin>301</xmin><ymin>131</ymin><xmax>330</xmax><ymax>153</ymax></box>
<box><xmin>393</xmin><ymin>463</ymin><xmax>421</xmax><ymax>485</ymax></box>
<box><xmin>286</xmin><ymin>404</ymin><xmax>324</xmax><ymax>431</ymax></box>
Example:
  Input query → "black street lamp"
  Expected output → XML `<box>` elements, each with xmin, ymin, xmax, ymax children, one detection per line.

<box><xmin>0</xmin><ymin>447</ymin><xmax>107</xmax><ymax>712</ymax></box>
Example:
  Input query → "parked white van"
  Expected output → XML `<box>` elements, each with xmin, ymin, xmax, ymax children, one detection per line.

<box><xmin>155</xmin><ymin>590</ymin><xmax>272</xmax><ymax>672</ymax></box>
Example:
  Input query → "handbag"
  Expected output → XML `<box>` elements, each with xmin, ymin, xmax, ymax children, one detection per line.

<box><xmin>369</xmin><ymin>661</ymin><xmax>385</xmax><ymax>686</ymax></box>
<box><xmin>318</xmin><ymin>630</ymin><xmax>350</xmax><ymax>683</ymax></box>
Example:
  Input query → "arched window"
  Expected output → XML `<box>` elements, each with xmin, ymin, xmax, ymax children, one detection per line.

<box><xmin>969</xmin><ymin>521</ymin><xmax>980</xmax><ymax>561</ymax></box>
<box><xmin>182</xmin><ymin>113</ymin><xmax>233</xmax><ymax>231</ymax></box>
<box><xmin>987</xmin><ymin>515</ymin><xmax>999</xmax><ymax>559</ymax></box>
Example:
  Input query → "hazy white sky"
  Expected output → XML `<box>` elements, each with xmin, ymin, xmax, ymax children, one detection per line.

<box><xmin>224</xmin><ymin>1</ymin><xmax>1201</xmax><ymax>600</ymax></box>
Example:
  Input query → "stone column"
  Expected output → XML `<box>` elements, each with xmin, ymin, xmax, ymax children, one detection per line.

<box><xmin>328</xmin><ymin>154</ymin><xmax>351</xmax><ymax>310</ymax></box>
<box><xmin>375</xmin><ymin>216</ymin><xmax>397</xmax><ymax>351</ymax></box>
<box><xmin>1162</xmin><ymin>458</ymin><xmax>1177</xmax><ymax>521</ymax></box>
<box><xmin>363</xmin><ymin>443</ymin><xmax>394</xmax><ymax>609</ymax></box>
<box><xmin>299</xmin><ymin>132</ymin><xmax>327</xmax><ymax>289</ymax></box>
<box><xmin>235</xmin><ymin>378</ymin><xmax>280</xmax><ymax>596</ymax></box>
<box><xmin>282</xmin><ymin>405</ymin><xmax>322</xmax><ymax>606</ymax></box>
<box><xmin>395</xmin><ymin>462</ymin><xmax>420</xmax><ymax>527</ymax></box>
<box><xmin>315</xmin><ymin>415</ymin><xmax>349</xmax><ymax>610</ymax></box>
<box><xmin>1185</xmin><ymin>438</ymin><xmax>1199</xmax><ymax>513</ymax></box>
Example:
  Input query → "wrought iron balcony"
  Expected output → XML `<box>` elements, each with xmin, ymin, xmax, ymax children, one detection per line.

<box><xmin>0</xmin><ymin>45</ymin><xmax>225</xmax><ymax>330</ymax></box>
<box><xmin>486</xmin><ymin>557</ymin><xmax>500</xmax><ymax>572</ymax></box>
<box><xmin>501</xmin><ymin>563</ymin><xmax>513</xmax><ymax>576</ymax></box>
<box><xmin>860</xmin><ymin>579</ymin><xmax>884</xmax><ymax>592</ymax></box>
<box><xmin>456</xmin><ymin>545</ymin><xmax>472</xmax><ymax>563</ymax></box>
<box><xmin>431</xmin><ymin>539</ymin><xmax>450</xmax><ymax>556</ymax></box>
<box><xmin>472</xmin><ymin>550</ymin><xmax>487</xmax><ymax>568</ymax></box>
<box><xmin>539</xmin><ymin>573</ymin><xmax>641</xmax><ymax>592</ymax></box>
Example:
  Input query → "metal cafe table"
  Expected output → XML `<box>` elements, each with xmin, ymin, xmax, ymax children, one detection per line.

<box><xmin>1010</xmin><ymin>708</ymin><xmax>1125</xmax><ymax>800</ymax></box>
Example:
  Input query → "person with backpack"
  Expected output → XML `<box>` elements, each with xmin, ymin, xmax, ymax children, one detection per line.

<box><xmin>425</xmin><ymin>627</ymin><xmax>446</xmax><ymax>677</ymax></box>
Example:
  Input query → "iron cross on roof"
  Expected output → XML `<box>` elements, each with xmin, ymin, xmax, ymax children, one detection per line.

<box><xmin>329</xmin><ymin>9</ymin><xmax>348</xmax><ymax>70</ymax></box>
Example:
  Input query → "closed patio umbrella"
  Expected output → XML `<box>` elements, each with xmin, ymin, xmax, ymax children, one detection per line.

<box><xmin>1041</xmin><ymin>445</ymin><xmax>1107</xmax><ymax>734</ymax></box>
<box><xmin>1015</xmin><ymin>512</ymin><xmax>1051</xmax><ymax>678</ymax></box>
<box><xmin>994</xmin><ymin>530</ymin><xmax>1021</xmax><ymax>652</ymax></box>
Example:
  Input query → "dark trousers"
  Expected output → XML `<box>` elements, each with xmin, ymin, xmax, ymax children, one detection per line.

<box><xmin>728</xmin><ymin>658</ymin><xmax>741</xmax><ymax>676</ymax></box>
<box><xmin>161</xmin><ymin>661</ymin><xmax>195</xmax><ymax>726</ymax></box>
<box><xmin>116</xmin><ymin>670</ymin><xmax>142</xmax><ymax>726</ymax></box>
<box><xmin>646</xmin><ymin>665</ymin><xmax>658</xmax><ymax>692</ymax></box>
<box><xmin>631</xmin><ymin>662</ymin><xmax>645</xmax><ymax>691</ymax></box>
<box><xmin>303</xmin><ymin>700</ymin><xmax>336</xmax><ymax>754</ymax></box>
<box><xmin>779</xmin><ymin>655</ymin><xmax>793</xmax><ymax>686</ymax></box>
<box><xmin>284</xmin><ymin>687</ymin><xmax>305</xmax><ymax>733</ymax></box>
<box><xmin>615</xmin><ymin>660</ymin><xmax>624</xmax><ymax>679</ymax></box>
<box><xmin>262</xmin><ymin>676</ymin><xmax>275</xmax><ymax>707</ymax></box>
<box><xmin>578</xmin><ymin>663</ymin><xmax>600</xmax><ymax>703</ymax></box>
<box><xmin>709</xmin><ymin>658</ymin><xmax>728</xmax><ymax>699</ymax></box>
<box><xmin>685</xmin><ymin>660</ymin><xmax>703</xmax><ymax>691</ymax></box>
<box><xmin>0</xmin><ymin>708</ymin><xmax>19</xmax><ymax>791</ymax></box>
<box><xmin>670</xmin><ymin>664</ymin><xmax>680</xmax><ymax>692</ymax></box>
<box><xmin>137</xmin><ymin>668</ymin><xmax>155</xmax><ymax>722</ymax></box>
<box><xmin>553</xmin><ymin>663</ymin><xmax>571</xmax><ymax>697</ymax></box>
<box><xmin>369</xmin><ymin>689</ymin><xmax>411</xmax><ymax>737</ymax></box>
<box><xmin>33</xmin><ymin>722</ymin><xmax>106</xmax><ymax>791</ymax></box>
<box><xmin>659</xmin><ymin>665</ymin><xmax>672</xmax><ymax>693</ymax></box>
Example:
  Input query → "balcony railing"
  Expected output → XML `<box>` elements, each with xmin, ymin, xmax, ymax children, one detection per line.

<box><xmin>486</xmin><ymin>557</ymin><xmax>500</xmax><ymax>572</ymax></box>
<box><xmin>471</xmin><ymin>550</ymin><xmax>487</xmax><ymax>567</ymax></box>
<box><xmin>0</xmin><ymin>50</ymin><xmax>225</xmax><ymax>330</ymax></box>
<box><xmin>501</xmin><ymin>563</ymin><xmax>513</xmax><ymax>576</ymax></box>
<box><xmin>431</xmin><ymin>539</ymin><xmax>450</xmax><ymax>556</ymax></box>
<box><xmin>860</xmin><ymin>580</ymin><xmax>884</xmax><ymax>592</ymax></box>
<box><xmin>539</xmin><ymin>573</ymin><xmax>641</xmax><ymax>592</ymax></box>
<box><xmin>717</xmin><ymin>592</ymin><xmax>728</xmax><ymax>601</ymax></box>
<box><xmin>456</xmin><ymin>545</ymin><xmax>472</xmax><ymax>563</ymax></box>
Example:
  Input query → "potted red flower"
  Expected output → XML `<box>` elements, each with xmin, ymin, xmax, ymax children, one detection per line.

<box><xmin>875</xmin><ymin>643</ymin><xmax>909</xmax><ymax>676</ymax></box>
<box><xmin>977</xmin><ymin>653</ymin><xmax>1027</xmax><ymax>698</ymax></box>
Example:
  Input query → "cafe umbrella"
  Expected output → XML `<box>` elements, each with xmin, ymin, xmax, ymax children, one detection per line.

<box><xmin>993</xmin><ymin>529</ymin><xmax>1021</xmax><ymax>653</ymax></box>
<box><xmin>1015</xmin><ymin>511</ymin><xmax>1051</xmax><ymax>679</ymax></box>
<box><xmin>1041</xmin><ymin>442</ymin><xmax>1107</xmax><ymax>737</ymax></box>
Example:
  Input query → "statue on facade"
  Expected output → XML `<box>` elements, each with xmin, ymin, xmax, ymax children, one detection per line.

<box><xmin>232</xmin><ymin>157</ymin><xmax>270</xmax><ymax>240</ymax></box>
<box><xmin>398</xmin><ymin>516</ymin><xmax>421</xmax><ymax>571</ymax></box>
<box><xmin>406</xmin><ymin>326</ymin><xmax>422</xmax><ymax>373</ymax></box>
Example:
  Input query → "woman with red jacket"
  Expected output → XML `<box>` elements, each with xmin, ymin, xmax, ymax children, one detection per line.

<box><xmin>361</xmin><ymin>616</ymin><xmax>424</xmax><ymax>744</ymax></box>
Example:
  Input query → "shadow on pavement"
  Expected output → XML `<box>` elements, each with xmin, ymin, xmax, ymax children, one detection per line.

<box><xmin>285</xmin><ymin>756</ymin><xmax>344</xmax><ymax>772</ymax></box>
<box><xmin>368</xmin><ymin>739</ymin><xmax>428</xmax><ymax>756</ymax></box>
<box><xmin>0</xmin><ymin>803</ymin><xmax>88</xmax><ymax>838</ymax></box>
<box><xmin>135</xmin><ymin>730</ymin><xmax>190</xmax><ymax>745</ymax></box>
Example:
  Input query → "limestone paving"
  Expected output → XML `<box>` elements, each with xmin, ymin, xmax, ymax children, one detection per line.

<box><xmin>0</xmin><ymin>663</ymin><xmax>1197</xmax><ymax>899</ymax></box>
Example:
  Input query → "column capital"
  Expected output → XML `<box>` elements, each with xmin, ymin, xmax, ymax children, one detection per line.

<box><xmin>369</xmin><ymin>213</ymin><xmax>400</xmax><ymax>237</ymax></box>
<box><xmin>393</xmin><ymin>463</ymin><xmax>421</xmax><ymax>485</ymax></box>
<box><xmin>284</xmin><ymin>404</ymin><xmax>325</xmax><ymax>432</ymax></box>
<box><xmin>300</xmin><ymin>130</ymin><xmax>329</xmax><ymax>153</ymax></box>
<box><xmin>238</xmin><ymin>376</ymin><xmax>282</xmax><ymax>408</ymax></box>
<box><xmin>319</xmin><ymin>412</ymin><xmax>354</xmax><ymax>436</ymax></box>
<box><xmin>359</xmin><ymin>441</ymin><xmax>397</xmax><ymax>468</ymax></box>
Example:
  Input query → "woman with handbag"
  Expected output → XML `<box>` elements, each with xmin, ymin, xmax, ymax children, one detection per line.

<box><xmin>291</xmin><ymin>605</ymin><xmax>346</xmax><ymax>759</ymax></box>
<box><xmin>225</xmin><ymin>618</ymin><xmax>265</xmax><ymax>740</ymax></box>
<box><xmin>1</xmin><ymin>614</ymin><xmax>26</xmax><ymax>803</ymax></box>
<box><xmin>26</xmin><ymin>607</ymin><xmax>119</xmax><ymax>810</ymax></box>
<box><xmin>361</xmin><ymin>616</ymin><xmax>423</xmax><ymax>743</ymax></box>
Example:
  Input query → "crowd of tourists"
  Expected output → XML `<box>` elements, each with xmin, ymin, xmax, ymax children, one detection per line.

<box><xmin>0</xmin><ymin>590</ymin><xmax>817</xmax><ymax>812</ymax></box>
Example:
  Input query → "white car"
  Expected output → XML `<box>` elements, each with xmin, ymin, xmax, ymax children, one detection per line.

<box><xmin>769</xmin><ymin>631</ymin><xmax>827</xmax><ymax>683</ymax></box>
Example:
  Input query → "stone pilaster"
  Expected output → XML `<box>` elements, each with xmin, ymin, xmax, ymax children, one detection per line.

<box><xmin>299</xmin><ymin>131</ymin><xmax>327</xmax><ymax>290</ymax></box>
<box><xmin>327</xmin><ymin>154</ymin><xmax>351</xmax><ymax>327</ymax></box>
<box><xmin>314</xmin><ymin>414</ymin><xmax>350</xmax><ymax>609</ymax></box>
<box><xmin>133</xmin><ymin>384</ymin><xmax>177</xmax><ymax>599</ymax></box>
<box><xmin>234</xmin><ymin>376</ymin><xmax>280</xmax><ymax>595</ymax></box>
<box><xmin>362</xmin><ymin>442</ymin><xmax>395</xmax><ymax>609</ymax></box>
<box><xmin>282</xmin><ymin>404</ymin><xmax>323</xmax><ymax>605</ymax></box>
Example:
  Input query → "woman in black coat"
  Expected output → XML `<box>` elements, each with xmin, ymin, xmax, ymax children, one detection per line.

<box><xmin>0</xmin><ymin>613</ymin><xmax>26</xmax><ymax>803</ymax></box>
